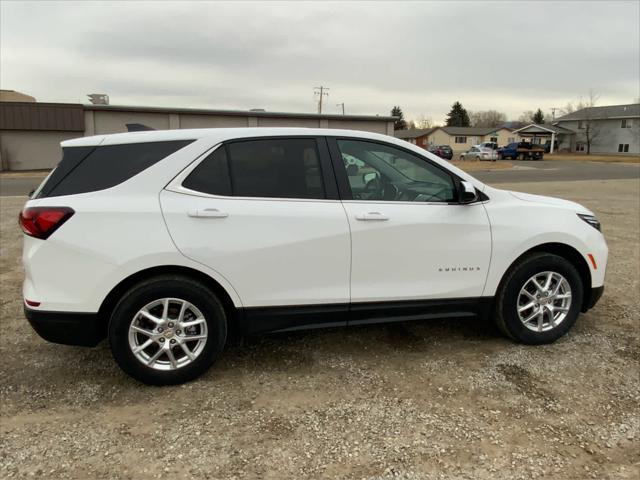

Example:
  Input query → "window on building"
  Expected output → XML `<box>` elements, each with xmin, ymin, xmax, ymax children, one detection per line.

<box><xmin>490</xmin><ymin>137</ymin><xmax>498</xmax><ymax>143</ymax></box>
<box><xmin>576</xmin><ymin>143</ymin><xmax>586</xmax><ymax>152</ymax></box>
<box><xmin>454</xmin><ymin>136</ymin><xmax>467</xmax><ymax>144</ymax></box>
<box><xmin>618</xmin><ymin>144</ymin><xmax>630</xmax><ymax>153</ymax></box>
<box><xmin>578</xmin><ymin>121</ymin><xmax>585</xmax><ymax>129</ymax></box>
<box><xmin>621</xmin><ymin>119</ymin><xmax>631</xmax><ymax>128</ymax></box>
<box><xmin>508</xmin><ymin>137</ymin><xmax>515</xmax><ymax>143</ymax></box>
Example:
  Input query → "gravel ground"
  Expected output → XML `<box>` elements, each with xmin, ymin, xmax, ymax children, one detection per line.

<box><xmin>0</xmin><ymin>179</ymin><xmax>638</xmax><ymax>480</ymax></box>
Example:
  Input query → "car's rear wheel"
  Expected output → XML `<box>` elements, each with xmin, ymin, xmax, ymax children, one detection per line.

<box><xmin>108</xmin><ymin>275</ymin><xmax>227</xmax><ymax>385</ymax></box>
<box><xmin>495</xmin><ymin>253</ymin><xmax>583</xmax><ymax>344</ymax></box>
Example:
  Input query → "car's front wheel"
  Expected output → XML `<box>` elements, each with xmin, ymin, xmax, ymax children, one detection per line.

<box><xmin>495</xmin><ymin>253</ymin><xmax>583</xmax><ymax>344</ymax></box>
<box><xmin>108</xmin><ymin>275</ymin><xmax>227</xmax><ymax>385</ymax></box>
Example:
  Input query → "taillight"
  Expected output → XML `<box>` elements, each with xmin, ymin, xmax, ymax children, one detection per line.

<box><xmin>19</xmin><ymin>207</ymin><xmax>74</xmax><ymax>239</ymax></box>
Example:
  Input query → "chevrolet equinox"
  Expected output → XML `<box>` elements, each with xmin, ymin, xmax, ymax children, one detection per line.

<box><xmin>20</xmin><ymin>128</ymin><xmax>607</xmax><ymax>384</ymax></box>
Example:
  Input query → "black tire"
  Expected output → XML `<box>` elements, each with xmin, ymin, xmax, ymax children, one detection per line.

<box><xmin>108</xmin><ymin>275</ymin><xmax>227</xmax><ymax>385</ymax></box>
<box><xmin>495</xmin><ymin>253</ymin><xmax>583</xmax><ymax>345</ymax></box>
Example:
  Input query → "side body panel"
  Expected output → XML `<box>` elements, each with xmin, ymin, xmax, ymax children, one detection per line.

<box><xmin>343</xmin><ymin>201</ymin><xmax>492</xmax><ymax>302</ymax></box>
<box><xmin>22</xmin><ymin>193</ymin><xmax>243</xmax><ymax>312</ymax></box>
<box><xmin>160</xmin><ymin>190</ymin><xmax>351</xmax><ymax>307</ymax></box>
<box><xmin>481</xmin><ymin>187</ymin><xmax>608</xmax><ymax>295</ymax></box>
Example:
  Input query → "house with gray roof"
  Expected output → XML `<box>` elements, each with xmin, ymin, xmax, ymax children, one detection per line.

<box><xmin>393</xmin><ymin>128</ymin><xmax>436</xmax><ymax>149</ymax></box>
<box><xmin>427</xmin><ymin>126</ymin><xmax>518</xmax><ymax>153</ymax></box>
<box><xmin>511</xmin><ymin>124</ymin><xmax>576</xmax><ymax>153</ymax></box>
<box><xmin>553</xmin><ymin>103</ymin><xmax>639</xmax><ymax>154</ymax></box>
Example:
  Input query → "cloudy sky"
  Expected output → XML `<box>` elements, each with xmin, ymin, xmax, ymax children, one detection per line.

<box><xmin>1</xmin><ymin>1</ymin><xmax>639</xmax><ymax>123</ymax></box>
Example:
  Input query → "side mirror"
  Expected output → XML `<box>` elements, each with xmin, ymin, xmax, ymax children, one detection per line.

<box><xmin>459</xmin><ymin>180</ymin><xmax>478</xmax><ymax>204</ymax></box>
<box><xmin>363</xmin><ymin>172</ymin><xmax>379</xmax><ymax>184</ymax></box>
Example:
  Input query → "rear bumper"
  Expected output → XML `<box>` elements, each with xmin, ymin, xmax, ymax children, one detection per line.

<box><xmin>583</xmin><ymin>286</ymin><xmax>604</xmax><ymax>312</ymax></box>
<box><xmin>24</xmin><ymin>307</ymin><xmax>105</xmax><ymax>347</ymax></box>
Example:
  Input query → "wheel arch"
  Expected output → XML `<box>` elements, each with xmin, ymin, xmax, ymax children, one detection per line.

<box><xmin>97</xmin><ymin>265</ymin><xmax>240</xmax><ymax>335</ymax></box>
<box><xmin>498</xmin><ymin>242</ymin><xmax>593</xmax><ymax>312</ymax></box>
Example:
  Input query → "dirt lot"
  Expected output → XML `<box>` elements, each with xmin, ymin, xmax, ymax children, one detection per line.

<box><xmin>1</xmin><ymin>179</ymin><xmax>638</xmax><ymax>480</ymax></box>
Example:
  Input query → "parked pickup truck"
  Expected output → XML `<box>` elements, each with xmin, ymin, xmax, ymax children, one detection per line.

<box><xmin>498</xmin><ymin>142</ymin><xmax>545</xmax><ymax>160</ymax></box>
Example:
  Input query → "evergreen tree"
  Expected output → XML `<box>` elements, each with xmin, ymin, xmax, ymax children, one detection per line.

<box><xmin>532</xmin><ymin>108</ymin><xmax>545</xmax><ymax>124</ymax></box>
<box><xmin>445</xmin><ymin>102</ymin><xmax>470</xmax><ymax>127</ymax></box>
<box><xmin>391</xmin><ymin>106</ymin><xmax>407</xmax><ymax>130</ymax></box>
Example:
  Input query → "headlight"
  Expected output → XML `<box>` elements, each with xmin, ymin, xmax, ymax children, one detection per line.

<box><xmin>577</xmin><ymin>214</ymin><xmax>601</xmax><ymax>231</ymax></box>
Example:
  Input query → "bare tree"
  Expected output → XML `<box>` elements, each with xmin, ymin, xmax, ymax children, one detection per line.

<box><xmin>559</xmin><ymin>102</ymin><xmax>576</xmax><ymax>116</ymax></box>
<box><xmin>518</xmin><ymin>110</ymin><xmax>535</xmax><ymax>124</ymax></box>
<box><xmin>469</xmin><ymin>110</ymin><xmax>507</xmax><ymax>128</ymax></box>
<box><xmin>413</xmin><ymin>114</ymin><xmax>433</xmax><ymax>129</ymax></box>
<box><xmin>576</xmin><ymin>90</ymin><xmax>601</xmax><ymax>155</ymax></box>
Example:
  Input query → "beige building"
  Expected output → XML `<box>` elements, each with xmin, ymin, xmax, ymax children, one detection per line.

<box><xmin>0</xmin><ymin>89</ymin><xmax>36</xmax><ymax>103</ymax></box>
<box><xmin>0</xmin><ymin>102</ymin><xmax>396</xmax><ymax>170</ymax></box>
<box><xmin>428</xmin><ymin>126</ymin><xmax>518</xmax><ymax>153</ymax></box>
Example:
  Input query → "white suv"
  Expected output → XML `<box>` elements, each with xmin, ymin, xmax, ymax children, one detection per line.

<box><xmin>20</xmin><ymin>128</ymin><xmax>607</xmax><ymax>385</ymax></box>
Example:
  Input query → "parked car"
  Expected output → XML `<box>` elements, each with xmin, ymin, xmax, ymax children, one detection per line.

<box><xmin>429</xmin><ymin>144</ymin><xmax>453</xmax><ymax>160</ymax></box>
<box><xmin>478</xmin><ymin>142</ymin><xmax>499</xmax><ymax>151</ymax></box>
<box><xmin>498</xmin><ymin>142</ymin><xmax>545</xmax><ymax>160</ymax></box>
<box><xmin>21</xmin><ymin>128</ymin><xmax>607</xmax><ymax>384</ymax></box>
<box><xmin>460</xmin><ymin>146</ymin><xmax>498</xmax><ymax>161</ymax></box>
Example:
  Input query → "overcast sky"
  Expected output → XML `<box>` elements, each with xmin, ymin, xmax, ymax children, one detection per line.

<box><xmin>1</xmin><ymin>1</ymin><xmax>639</xmax><ymax>123</ymax></box>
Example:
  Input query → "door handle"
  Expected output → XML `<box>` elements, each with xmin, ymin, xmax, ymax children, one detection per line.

<box><xmin>188</xmin><ymin>208</ymin><xmax>229</xmax><ymax>218</ymax></box>
<box><xmin>355</xmin><ymin>212</ymin><xmax>389</xmax><ymax>221</ymax></box>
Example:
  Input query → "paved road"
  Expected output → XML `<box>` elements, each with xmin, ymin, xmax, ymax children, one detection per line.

<box><xmin>0</xmin><ymin>175</ymin><xmax>47</xmax><ymax>197</ymax></box>
<box><xmin>0</xmin><ymin>160</ymin><xmax>638</xmax><ymax>197</ymax></box>
<box><xmin>474</xmin><ymin>159</ymin><xmax>639</xmax><ymax>184</ymax></box>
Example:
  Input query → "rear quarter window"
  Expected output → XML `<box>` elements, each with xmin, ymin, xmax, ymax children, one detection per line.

<box><xmin>38</xmin><ymin>140</ymin><xmax>194</xmax><ymax>198</ymax></box>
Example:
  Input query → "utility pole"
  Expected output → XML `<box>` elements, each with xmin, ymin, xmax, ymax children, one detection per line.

<box><xmin>336</xmin><ymin>102</ymin><xmax>345</xmax><ymax>115</ymax></box>
<box><xmin>550</xmin><ymin>107</ymin><xmax>558</xmax><ymax>121</ymax></box>
<box><xmin>314</xmin><ymin>86</ymin><xmax>329</xmax><ymax>114</ymax></box>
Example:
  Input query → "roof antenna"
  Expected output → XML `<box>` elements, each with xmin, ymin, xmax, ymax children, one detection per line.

<box><xmin>126</xmin><ymin>123</ymin><xmax>155</xmax><ymax>132</ymax></box>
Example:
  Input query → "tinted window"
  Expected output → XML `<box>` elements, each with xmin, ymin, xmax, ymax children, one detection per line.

<box><xmin>226</xmin><ymin>139</ymin><xmax>325</xmax><ymax>199</ymax></box>
<box><xmin>338</xmin><ymin>140</ymin><xmax>456</xmax><ymax>203</ymax></box>
<box><xmin>39</xmin><ymin>140</ymin><xmax>193</xmax><ymax>198</ymax></box>
<box><xmin>182</xmin><ymin>147</ymin><xmax>232</xmax><ymax>196</ymax></box>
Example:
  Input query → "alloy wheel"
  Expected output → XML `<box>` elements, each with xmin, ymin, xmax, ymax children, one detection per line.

<box><xmin>128</xmin><ymin>298</ymin><xmax>208</xmax><ymax>370</ymax></box>
<box><xmin>517</xmin><ymin>271</ymin><xmax>572</xmax><ymax>332</ymax></box>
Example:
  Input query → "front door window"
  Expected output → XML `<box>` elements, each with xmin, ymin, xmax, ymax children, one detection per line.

<box><xmin>338</xmin><ymin>140</ymin><xmax>456</xmax><ymax>203</ymax></box>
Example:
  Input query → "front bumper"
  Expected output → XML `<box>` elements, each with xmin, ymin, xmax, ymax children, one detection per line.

<box><xmin>582</xmin><ymin>286</ymin><xmax>604</xmax><ymax>312</ymax></box>
<box><xmin>24</xmin><ymin>307</ymin><xmax>105</xmax><ymax>347</ymax></box>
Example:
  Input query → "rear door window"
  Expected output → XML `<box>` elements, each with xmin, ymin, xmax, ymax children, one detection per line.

<box><xmin>182</xmin><ymin>147</ymin><xmax>232</xmax><ymax>196</ymax></box>
<box><xmin>38</xmin><ymin>140</ymin><xmax>193</xmax><ymax>198</ymax></box>
<box><xmin>182</xmin><ymin>138</ymin><xmax>326</xmax><ymax>199</ymax></box>
<box><xmin>227</xmin><ymin>139</ymin><xmax>325</xmax><ymax>199</ymax></box>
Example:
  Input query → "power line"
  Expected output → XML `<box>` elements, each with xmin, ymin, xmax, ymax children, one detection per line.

<box><xmin>314</xmin><ymin>86</ymin><xmax>329</xmax><ymax>114</ymax></box>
